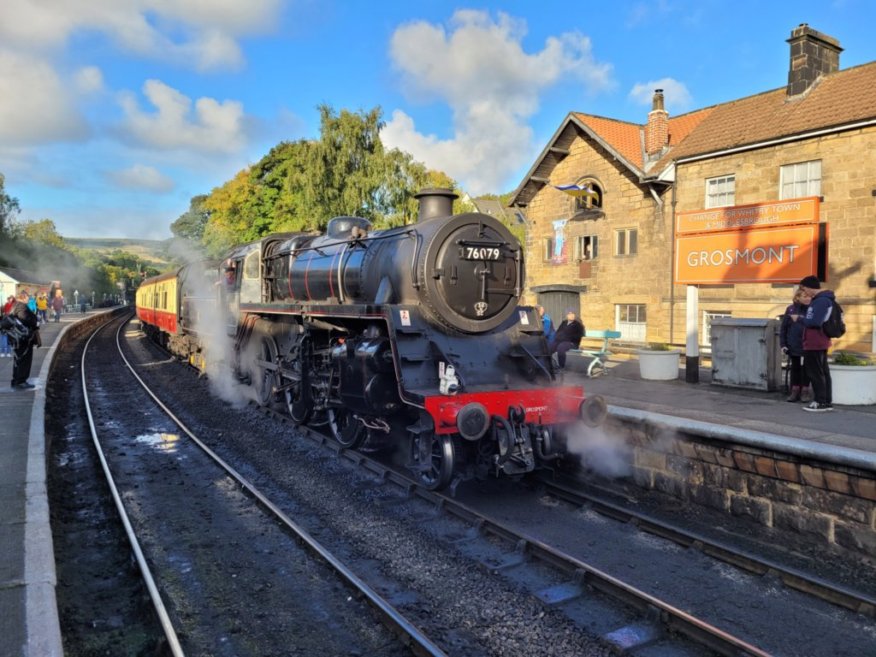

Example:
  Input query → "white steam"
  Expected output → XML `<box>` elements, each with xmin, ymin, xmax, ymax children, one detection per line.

<box><xmin>168</xmin><ymin>238</ymin><xmax>254</xmax><ymax>408</ymax></box>
<box><xmin>564</xmin><ymin>422</ymin><xmax>632</xmax><ymax>479</ymax></box>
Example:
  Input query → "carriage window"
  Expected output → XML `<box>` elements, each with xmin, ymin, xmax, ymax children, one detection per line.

<box><xmin>244</xmin><ymin>252</ymin><xmax>259</xmax><ymax>279</ymax></box>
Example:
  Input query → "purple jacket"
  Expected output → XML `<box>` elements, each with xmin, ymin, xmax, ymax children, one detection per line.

<box><xmin>801</xmin><ymin>290</ymin><xmax>835</xmax><ymax>351</ymax></box>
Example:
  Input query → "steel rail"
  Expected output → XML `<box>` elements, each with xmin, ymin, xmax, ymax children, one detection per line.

<box><xmin>537</xmin><ymin>476</ymin><xmax>876</xmax><ymax>618</ymax></box>
<box><xmin>260</xmin><ymin>409</ymin><xmax>772</xmax><ymax>657</ymax></box>
<box><xmin>117</xmin><ymin>317</ymin><xmax>447</xmax><ymax>657</ymax></box>
<box><xmin>81</xmin><ymin>315</ymin><xmax>186</xmax><ymax>657</ymax></box>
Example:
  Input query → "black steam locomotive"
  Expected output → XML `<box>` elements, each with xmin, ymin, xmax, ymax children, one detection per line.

<box><xmin>138</xmin><ymin>189</ymin><xmax>605</xmax><ymax>489</ymax></box>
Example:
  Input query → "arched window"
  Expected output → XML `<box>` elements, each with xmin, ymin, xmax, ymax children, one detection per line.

<box><xmin>572</xmin><ymin>176</ymin><xmax>603</xmax><ymax>212</ymax></box>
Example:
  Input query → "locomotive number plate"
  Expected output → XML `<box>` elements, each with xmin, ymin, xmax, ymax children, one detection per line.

<box><xmin>461</xmin><ymin>246</ymin><xmax>501</xmax><ymax>261</ymax></box>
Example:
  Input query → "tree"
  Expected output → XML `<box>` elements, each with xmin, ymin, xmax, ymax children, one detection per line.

<box><xmin>170</xmin><ymin>195</ymin><xmax>210</xmax><ymax>241</ymax></box>
<box><xmin>21</xmin><ymin>219</ymin><xmax>67</xmax><ymax>249</ymax></box>
<box><xmin>0</xmin><ymin>173</ymin><xmax>21</xmax><ymax>238</ymax></box>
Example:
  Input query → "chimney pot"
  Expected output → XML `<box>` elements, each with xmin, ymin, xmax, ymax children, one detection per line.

<box><xmin>786</xmin><ymin>25</ymin><xmax>842</xmax><ymax>97</ymax></box>
<box><xmin>646</xmin><ymin>89</ymin><xmax>669</xmax><ymax>156</ymax></box>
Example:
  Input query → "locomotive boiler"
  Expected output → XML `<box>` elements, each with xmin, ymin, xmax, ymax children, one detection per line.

<box><xmin>140</xmin><ymin>188</ymin><xmax>605</xmax><ymax>490</ymax></box>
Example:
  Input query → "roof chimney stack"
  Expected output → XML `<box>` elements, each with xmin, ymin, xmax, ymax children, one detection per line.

<box><xmin>786</xmin><ymin>24</ymin><xmax>842</xmax><ymax>97</ymax></box>
<box><xmin>645</xmin><ymin>89</ymin><xmax>669</xmax><ymax>156</ymax></box>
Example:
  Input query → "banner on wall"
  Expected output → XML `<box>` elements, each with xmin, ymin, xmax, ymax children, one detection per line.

<box><xmin>675</xmin><ymin>224</ymin><xmax>822</xmax><ymax>284</ymax></box>
<box><xmin>676</xmin><ymin>197</ymin><xmax>819</xmax><ymax>236</ymax></box>
<box><xmin>551</xmin><ymin>219</ymin><xmax>569</xmax><ymax>264</ymax></box>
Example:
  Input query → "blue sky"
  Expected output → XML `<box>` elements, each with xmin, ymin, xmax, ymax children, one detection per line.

<box><xmin>2</xmin><ymin>0</ymin><xmax>874</xmax><ymax>239</ymax></box>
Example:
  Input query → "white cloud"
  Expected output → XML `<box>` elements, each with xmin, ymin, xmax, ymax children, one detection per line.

<box><xmin>74</xmin><ymin>66</ymin><xmax>104</xmax><ymax>94</ymax></box>
<box><xmin>0</xmin><ymin>48</ymin><xmax>89</xmax><ymax>145</ymax></box>
<box><xmin>0</xmin><ymin>0</ymin><xmax>282</xmax><ymax>71</ymax></box>
<box><xmin>119</xmin><ymin>79</ymin><xmax>247</xmax><ymax>154</ymax></box>
<box><xmin>629</xmin><ymin>78</ymin><xmax>693</xmax><ymax>112</ymax></box>
<box><xmin>384</xmin><ymin>10</ymin><xmax>614</xmax><ymax>195</ymax></box>
<box><xmin>107</xmin><ymin>164</ymin><xmax>175</xmax><ymax>192</ymax></box>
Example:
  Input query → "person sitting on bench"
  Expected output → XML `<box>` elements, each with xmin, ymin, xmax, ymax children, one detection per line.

<box><xmin>550</xmin><ymin>308</ymin><xmax>585</xmax><ymax>369</ymax></box>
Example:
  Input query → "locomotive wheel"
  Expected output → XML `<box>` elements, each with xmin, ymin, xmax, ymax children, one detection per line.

<box><xmin>282</xmin><ymin>356</ymin><xmax>311</xmax><ymax>424</ymax></box>
<box><xmin>328</xmin><ymin>408</ymin><xmax>364</xmax><ymax>449</ymax></box>
<box><xmin>252</xmin><ymin>336</ymin><xmax>279</xmax><ymax>407</ymax></box>
<box><xmin>412</xmin><ymin>432</ymin><xmax>456</xmax><ymax>490</ymax></box>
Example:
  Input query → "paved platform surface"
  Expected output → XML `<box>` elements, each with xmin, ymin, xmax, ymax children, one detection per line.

<box><xmin>565</xmin><ymin>356</ymin><xmax>876</xmax><ymax>470</ymax></box>
<box><xmin>1</xmin><ymin>312</ymin><xmax>93</xmax><ymax>657</ymax></box>
<box><xmin>1</xmin><ymin>318</ymin><xmax>873</xmax><ymax>656</ymax></box>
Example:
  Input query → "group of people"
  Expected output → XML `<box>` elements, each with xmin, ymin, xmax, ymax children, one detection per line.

<box><xmin>779</xmin><ymin>275</ymin><xmax>839</xmax><ymax>412</ymax></box>
<box><xmin>536</xmin><ymin>305</ymin><xmax>585</xmax><ymax>369</ymax></box>
<box><xmin>0</xmin><ymin>289</ymin><xmax>42</xmax><ymax>389</ymax></box>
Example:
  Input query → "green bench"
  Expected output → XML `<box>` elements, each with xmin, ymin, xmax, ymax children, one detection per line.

<box><xmin>571</xmin><ymin>330</ymin><xmax>621</xmax><ymax>377</ymax></box>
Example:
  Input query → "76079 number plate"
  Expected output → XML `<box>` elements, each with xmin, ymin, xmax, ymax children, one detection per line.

<box><xmin>461</xmin><ymin>246</ymin><xmax>501</xmax><ymax>261</ymax></box>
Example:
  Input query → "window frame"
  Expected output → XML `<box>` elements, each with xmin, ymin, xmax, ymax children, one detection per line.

<box><xmin>614</xmin><ymin>228</ymin><xmax>638</xmax><ymax>257</ymax></box>
<box><xmin>780</xmin><ymin>160</ymin><xmax>822</xmax><ymax>200</ymax></box>
<box><xmin>543</xmin><ymin>237</ymin><xmax>554</xmax><ymax>262</ymax></box>
<box><xmin>705</xmin><ymin>174</ymin><xmax>736</xmax><ymax>209</ymax></box>
<box><xmin>576</xmin><ymin>234</ymin><xmax>598</xmax><ymax>261</ymax></box>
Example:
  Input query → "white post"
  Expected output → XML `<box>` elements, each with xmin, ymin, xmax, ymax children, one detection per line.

<box><xmin>686</xmin><ymin>285</ymin><xmax>699</xmax><ymax>383</ymax></box>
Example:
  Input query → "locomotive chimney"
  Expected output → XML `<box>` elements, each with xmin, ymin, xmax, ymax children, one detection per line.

<box><xmin>414</xmin><ymin>188</ymin><xmax>458</xmax><ymax>222</ymax></box>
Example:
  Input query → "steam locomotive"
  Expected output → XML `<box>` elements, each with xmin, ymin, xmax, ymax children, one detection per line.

<box><xmin>136</xmin><ymin>189</ymin><xmax>605</xmax><ymax>490</ymax></box>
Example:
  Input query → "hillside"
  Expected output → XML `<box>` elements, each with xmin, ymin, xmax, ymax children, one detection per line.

<box><xmin>66</xmin><ymin>238</ymin><xmax>171</xmax><ymax>265</ymax></box>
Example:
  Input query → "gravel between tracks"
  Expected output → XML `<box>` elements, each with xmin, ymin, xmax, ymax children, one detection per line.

<box><xmin>49</xmin><ymin>316</ymin><xmax>615</xmax><ymax>656</ymax></box>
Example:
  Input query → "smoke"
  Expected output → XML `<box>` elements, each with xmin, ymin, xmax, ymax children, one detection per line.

<box><xmin>165</xmin><ymin>237</ymin><xmax>255</xmax><ymax>408</ymax></box>
<box><xmin>564</xmin><ymin>421</ymin><xmax>633</xmax><ymax>479</ymax></box>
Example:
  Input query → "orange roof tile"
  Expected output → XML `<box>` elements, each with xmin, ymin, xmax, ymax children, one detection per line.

<box><xmin>663</xmin><ymin>61</ymin><xmax>876</xmax><ymax>165</ymax></box>
<box><xmin>573</xmin><ymin>113</ymin><xmax>643</xmax><ymax>168</ymax></box>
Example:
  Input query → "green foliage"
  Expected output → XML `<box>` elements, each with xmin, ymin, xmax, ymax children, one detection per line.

<box><xmin>170</xmin><ymin>195</ymin><xmax>210</xmax><ymax>242</ymax></box>
<box><xmin>0</xmin><ymin>173</ymin><xmax>21</xmax><ymax>248</ymax></box>
<box><xmin>833</xmin><ymin>352</ymin><xmax>873</xmax><ymax>366</ymax></box>
<box><xmin>647</xmin><ymin>342</ymin><xmax>672</xmax><ymax>351</ymax></box>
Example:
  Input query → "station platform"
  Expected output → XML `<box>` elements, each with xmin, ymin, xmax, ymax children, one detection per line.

<box><xmin>1</xmin><ymin>316</ymin><xmax>874</xmax><ymax>656</ymax></box>
<box><xmin>565</xmin><ymin>357</ymin><xmax>876</xmax><ymax>471</ymax></box>
<box><xmin>1</xmin><ymin>312</ymin><xmax>90</xmax><ymax>657</ymax></box>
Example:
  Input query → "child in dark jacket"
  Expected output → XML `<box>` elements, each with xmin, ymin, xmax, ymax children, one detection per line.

<box><xmin>779</xmin><ymin>288</ymin><xmax>810</xmax><ymax>402</ymax></box>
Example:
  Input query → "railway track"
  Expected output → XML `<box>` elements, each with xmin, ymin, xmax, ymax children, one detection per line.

<box><xmin>81</xmin><ymin>313</ymin><xmax>875</xmax><ymax>656</ymax></box>
<box><xmin>255</xmin><ymin>395</ymin><xmax>876</xmax><ymax>657</ymax></box>
<box><xmin>535</xmin><ymin>476</ymin><xmax>876</xmax><ymax>618</ymax></box>
<box><xmin>79</xmin><ymin>311</ymin><xmax>445</xmax><ymax>656</ymax></box>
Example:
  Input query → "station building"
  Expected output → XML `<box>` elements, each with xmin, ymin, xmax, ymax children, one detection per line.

<box><xmin>511</xmin><ymin>25</ymin><xmax>876</xmax><ymax>353</ymax></box>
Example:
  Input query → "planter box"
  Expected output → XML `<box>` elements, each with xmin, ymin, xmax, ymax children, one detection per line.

<box><xmin>832</xmin><ymin>364</ymin><xmax>876</xmax><ymax>405</ymax></box>
<box><xmin>637</xmin><ymin>349</ymin><xmax>681</xmax><ymax>381</ymax></box>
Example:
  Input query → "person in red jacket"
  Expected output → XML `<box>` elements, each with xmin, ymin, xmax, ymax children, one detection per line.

<box><xmin>793</xmin><ymin>275</ymin><xmax>836</xmax><ymax>412</ymax></box>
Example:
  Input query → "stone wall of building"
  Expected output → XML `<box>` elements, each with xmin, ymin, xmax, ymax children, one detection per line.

<box><xmin>671</xmin><ymin>127</ymin><xmax>876</xmax><ymax>352</ymax></box>
<box><xmin>523</xmin><ymin>124</ymin><xmax>876</xmax><ymax>351</ymax></box>
<box><xmin>524</xmin><ymin>125</ymin><xmax>668</xmax><ymax>336</ymax></box>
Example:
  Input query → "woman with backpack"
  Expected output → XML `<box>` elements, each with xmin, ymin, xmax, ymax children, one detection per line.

<box><xmin>779</xmin><ymin>287</ymin><xmax>811</xmax><ymax>402</ymax></box>
<box><xmin>795</xmin><ymin>276</ymin><xmax>838</xmax><ymax>412</ymax></box>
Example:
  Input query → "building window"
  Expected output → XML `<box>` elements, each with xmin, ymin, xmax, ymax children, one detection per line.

<box><xmin>577</xmin><ymin>235</ymin><xmax>598</xmax><ymax>261</ymax></box>
<box><xmin>614</xmin><ymin>228</ymin><xmax>637</xmax><ymax>256</ymax></box>
<box><xmin>616</xmin><ymin>304</ymin><xmax>647</xmax><ymax>342</ymax></box>
<box><xmin>705</xmin><ymin>175</ymin><xmax>735</xmax><ymax>208</ymax></box>
<box><xmin>780</xmin><ymin>160</ymin><xmax>821</xmax><ymax>199</ymax></box>
<box><xmin>703</xmin><ymin>311</ymin><xmax>731</xmax><ymax>347</ymax></box>
<box><xmin>543</xmin><ymin>237</ymin><xmax>554</xmax><ymax>261</ymax></box>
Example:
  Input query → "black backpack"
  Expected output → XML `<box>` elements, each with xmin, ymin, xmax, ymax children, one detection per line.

<box><xmin>822</xmin><ymin>299</ymin><xmax>846</xmax><ymax>339</ymax></box>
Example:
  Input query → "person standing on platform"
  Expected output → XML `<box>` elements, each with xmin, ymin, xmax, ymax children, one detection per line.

<box><xmin>550</xmin><ymin>308</ymin><xmax>585</xmax><ymax>369</ymax></box>
<box><xmin>779</xmin><ymin>287</ymin><xmax>811</xmax><ymax>402</ymax></box>
<box><xmin>8</xmin><ymin>290</ymin><xmax>39</xmax><ymax>389</ymax></box>
<box><xmin>0</xmin><ymin>295</ymin><xmax>13</xmax><ymax>357</ymax></box>
<box><xmin>536</xmin><ymin>305</ymin><xmax>556</xmax><ymax>346</ymax></box>
<box><xmin>36</xmin><ymin>292</ymin><xmax>48</xmax><ymax>324</ymax></box>
<box><xmin>794</xmin><ymin>275</ymin><xmax>835</xmax><ymax>412</ymax></box>
<box><xmin>52</xmin><ymin>290</ymin><xmax>65</xmax><ymax>322</ymax></box>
